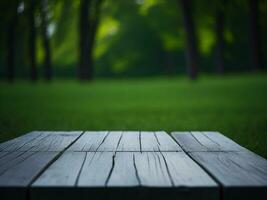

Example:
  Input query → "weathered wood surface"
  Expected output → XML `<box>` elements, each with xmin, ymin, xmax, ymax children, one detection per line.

<box><xmin>1</xmin><ymin>130</ymin><xmax>267</xmax><ymax>200</ymax></box>
<box><xmin>32</xmin><ymin>151</ymin><xmax>218</xmax><ymax>200</ymax></box>
<box><xmin>171</xmin><ymin>131</ymin><xmax>267</xmax><ymax>200</ymax></box>
<box><xmin>0</xmin><ymin>151</ymin><xmax>59</xmax><ymax>200</ymax></box>
<box><xmin>33</xmin><ymin>152</ymin><xmax>216</xmax><ymax>188</ymax></box>
<box><xmin>171</xmin><ymin>131</ymin><xmax>246</xmax><ymax>152</ymax></box>
<box><xmin>0</xmin><ymin>131</ymin><xmax>83</xmax><ymax>200</ymax></box>
<box><xmin>67</xmin><ymin>131</ymin><xmax>181</xmax><ymax>152</ymax></box>
<box><xmin>0</xmin><ymin>131</ymin><xmax>82</xmax><ymax>151</ymax></box>
<box><xmin>0</xmin><ymin>131</ymin><xmax>219</xmax><ymax>200</ymax></box>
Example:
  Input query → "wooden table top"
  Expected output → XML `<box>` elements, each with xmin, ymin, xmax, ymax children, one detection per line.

<box><xmin>0</xmin><ymin>131</ymin><xmax>266</xmax><ymax>200</ymax></box>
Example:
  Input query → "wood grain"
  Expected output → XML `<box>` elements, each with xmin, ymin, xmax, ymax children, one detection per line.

<box><xmin>171</xmin><ymin>131</ymin><xmax>267</xmax><ymax>199</ymax></box>
<box><xmin>31</xmin><ymin>151</ymin><xmax>218</xmax><ymax>200</ymax></box>
<box><xmin>0</xmin><ymin>151</ymin><xmax>59</xmax><ymax>200</ymax></box>
<box><xmin>67</xmin><ymin>131</ymin><xmax>108</xmax><ymax>151</ymax></box>
<box><xmin>0</xmin><ymin>131</ymin><xmax>82</xmax><ymax>152</ymax></box>
<box><xmin>171</xmin><ymin>131</ymin><xmax>245</xmax><ymax>152</ymax></box>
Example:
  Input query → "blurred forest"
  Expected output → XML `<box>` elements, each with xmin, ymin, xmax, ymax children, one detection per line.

<box><xmin>0</xmin><ymin>0</ymin><xmax>266</xmax><ymax>81</ymax></box>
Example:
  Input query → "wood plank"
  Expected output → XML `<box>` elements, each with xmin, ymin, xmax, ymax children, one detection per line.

<box><xmin>32</xmin><ymin>152</ymin><xmax>86</xmax><ymax>186</ymax></box>
<box><xmin>116</xmin><ymin>131</ymin><xmax>140</xmax><ymax>152</ymax></box>
<box><xmin>172</xmin><ymin>131</ymin><xmax>267</xmax><ymax>199</ymax></box>
<box><xmin>141</xmin><ymin>131</ymin><xmax>181</xmax><ymax>152</ymax></box>
<box><xmin>67</xmin><ymin>131</ymin><xmax>108</xmax><ymax>151</ymax></box>
<box><xmin>0</xmin><ymin>151</ymin><xmax>59</xmax><ymax>186</ymax></box>
<box><xmin>134</xmin><ymin>152</ymin><xmax>172</xmax><ymax>186</ymax></box>
<box><xmin>18</xmin><ymin>131</ymin><xmax>82</xmax><ymax>151</ymax></box>
<box><xmin>0</xmin><ymin>131</ymin><xmax>44</xmax><ymax>151</ymax></box>
<box><xmin>202</xmin><ymin>131</ymin><xmax>246</xmax><ymax>151</ymax></box>
<box><xmin>32</xmin><ymin>152</ymin><xmax>218</xmax><ymax>188</ymax></box>
<box><xmin>0</xmin><ymin>151</ymin><xmax>36</xmax><ymax>174</ymax></box>
<box><xmin>190</xmin><ymin>151</ymin><xmax>267</xmax><ymax>199</ymax></box>
<box><xmin>30</xmin><ymin>152</ymin><xmax>219</xmax><ymax>200</ymax></box>
<box><xmin>107</xmin><ymin>152</ymin><xmax>139</xmax><ymax>186</ymax></box>
<box><xmin>171</xmin><ymin>131</ymin><xmax>245</xmax><ymax>152</ymax></box>
<box><xmin>97</xmin><ymin>131</ymin><xmax>122</xmax><ymax>151</ymax></box>
<box><xmin>0</xmin><ymin>151</ymin><xmax>59</xmax><ymax>200</ymax></box>
<box><xmin>77</xmin><ymin>152</ymin><xmax>114</xmax><ymax>186</ymax></box>
<box><xmin>0</xmin><ymin>131</ymin><xmax>82</xmax><ymax>152</ymax></box>
<box><xmin>191</xmin><ymin>151</ymin><xmax>267</xmax><ymax>186</ymax></box>
<box><xmin>141</xmin><ymin>131</ymin><xmax>161</xmax><ymax>151</ymax></box>
<box><xmin>161</xmin><ymin>152</ymin><xmax>217</xmax><ymax>187</ymax></box>
<box><xmin>154</xmin><ymin>131</ymin><xmax>182</xmax><ymax>151</ymax></box>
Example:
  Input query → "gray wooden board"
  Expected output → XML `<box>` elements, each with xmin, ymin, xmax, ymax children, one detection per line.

<box><xmin>0</xmin><ymin>131</ymin><xmax>82</xmax><ymax>152</ymax></box>
<box><xmin>97</xmin><ymin>131</ymin><xmax>123</xmax><ymax>151</ymax></box>
<box><xmin>66</xmin><ymin>131</ymin><xmax>108</xmax><ymax>151</ymax></box>
<box><xmin>171</xmin><ymin>131</ymin><xmax>245</xmax><ymax>152</ymax></box>
<box><xmin>107</xmin><ymin>152</ymin><xmax>139</xmax><ymax>186</ymax></box>
<box><xmin>0</xmin><ymin>131</ymin><xmax>43</xmax><ymax>151</ymax></box>
<box><xmin>116</xmin><ymin>131</ymin><xmax>140</xmax><ymax>151</ymax></box>
<box><xmin>190</xmin><ymin>151</ymin><xmax>267</xmax><ymax>186</ymax></box>
<box><xmin>0</xmin><ymin>151</ymin><xmax>59</xmax><ymax>200</ymax></box>
<box><xmin>33</xmin><ymin>152</ymin><xmax>114</xmax><ymax>187</ymax></box>
<box><xmin>33</xmin><ymin>152</ymin><xmax>218</xmax><ymax>187</ymax></box>
<box><xmin>31</xmin><ymin>152</ymin><xmax>218</xmax><ymax>200</ymax></box>
<box><xmin>32</xmin><ymin>152</ymin><xmax>86</xmax><ymax>186</ymax></box>
<box><xmin>189</xmin><ymin>151</ymin><xmax>267</xmax><ymax>199</ymax></box>
<box><xmin>153</xmin><ymin>131</ymin><xmax>182</xmax><ymax>152</ymax></box>
<box><xmin>67</xmin><ymin>131</ymin><xmax>181</xmax><ymax>152</ymax></box>
<box><xmin>0</xmin><ymin>151</ymin><xmax>36</xmax><ymax>174</ymax></box>
<box><xmin>172</xmin><ymin>131</ymin><xmax>267</xmax><ymax>199</ymax></box>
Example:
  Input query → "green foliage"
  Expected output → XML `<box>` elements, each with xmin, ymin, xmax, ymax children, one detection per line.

<box><xmin>1</xmin><ymin>74</ymin><xmax>267</xmax><ymax>157</ymax></box>
<box><xmin>0</xmin><ymin>0</ymin><xmax>267</xmax><ymax>78</ymax></box>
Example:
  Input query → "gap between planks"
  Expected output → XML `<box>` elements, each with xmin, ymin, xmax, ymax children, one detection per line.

<box><xmin>27</xmin><ymin>131</ymin><xmax>86</xmax><ymax>187</ymax></box>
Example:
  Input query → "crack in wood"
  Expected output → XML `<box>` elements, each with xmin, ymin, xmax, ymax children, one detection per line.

<box><xmin>74</xmin><ymin>152</ymin><xmax>87</xmax><ymax>186</ymax></box>
<box><xmin>139</xmin><ymin>131</ymin><xmax>142</xmax><ymax>152</ymax></box>
<box><xmin>105</xmin><ymin>152</ymin><xmax>116</xmax><ymax>186</ymax></box>
<box><xmin>202</xmin><ymin>132</ymin><xmax>222</xmax><ymax>147</ymax></box>
<box><xmin>95</xmin><ymin>131</ymin><xmax>109</xmax><ymax>152</ymax></box>
<box><xmin>132</xmin><ymin>153</ymin><xmax>141</xmax><ymax>185</ymax></box>
<box><xmin>115</xmin><ymin>132</ymin><xmax>123</xmax><ymax>152</ymax></box>
<box><xmin>159</xmin><ymin>152</ymin><xmax>175</xmax><ymax>186</ymax></box>
<box><xmin>190</xmin><ymin>132</ymin><xmax>209</xmax><ymax>150</ymax></box>
<box><xmin>10</xmin><ymin>133</ymin><xmax>44</xmax><ymax>151</ymax></box>
<box><xmin>28</xmin><ymin>131</ymin><xmax>84</xmax><ymax>187</ymax></box>
<box><xmin>154</xmin><ymin>132</ymin><xmax>161</xmax><ymax>146</ymax></box>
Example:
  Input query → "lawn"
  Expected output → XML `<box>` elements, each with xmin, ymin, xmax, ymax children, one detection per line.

<box><xmin>0</xmin><ymin>73</ymin><xmax>267</xmax><ymax>158</ymax></box>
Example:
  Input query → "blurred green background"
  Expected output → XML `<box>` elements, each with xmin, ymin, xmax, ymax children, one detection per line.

<box><xmin>0</xmin><ymin>0</ymin><xmax>267</xmax><ymax>158</ymax></box>
<box><xmin>1</xmin><ymin>0</ymin><xmax>267</xmax><ymax>77</ymax></box>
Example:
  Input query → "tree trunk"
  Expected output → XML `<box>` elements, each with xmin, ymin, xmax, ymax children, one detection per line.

<box><xmin>79</xmin><ymin>0</ymin><xmax>90</xmax><ymax>80</ymax></box>
<box><xmin>79</xmin><ymin>0</ymin><xmax>103</xmax><ymax>80</ymax></box>
<box><xmin>249</xmin><ymin>0</ymin><xmax>263</xmax><ymax>70</ymax></box>
<box><xmin>40</xmin><ymin>0</ymin><xmax>52</xmax><ymax>81</ymax></box>
<box><xmin>6</xmin><ymin>2</ymin><xmax>18</xmax><ymax>82</ymax></box>
<box><xmin>179</xmin><ymin>0</ymin><xmax>198</xmax><ymax>80</ymax></box>
<box><xmin>29</xmin><ymin>0</ymin><xmax>37</xmax><ymax>81</ymax></box>
<box><xmin>88</xmin><ymin>0</ymin><xmax>103</xmax><ymax>79</ymax></box>
<box><xmin>215</xmin><ymin>0</ymin><xmax>225</xmax><ymax>74</ymax></box>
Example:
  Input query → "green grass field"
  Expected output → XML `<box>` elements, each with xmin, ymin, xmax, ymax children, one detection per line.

<box><xmin>0</xmin><ymin>73</ymin><xmax>267</xmax><ymax>157</ymax></box>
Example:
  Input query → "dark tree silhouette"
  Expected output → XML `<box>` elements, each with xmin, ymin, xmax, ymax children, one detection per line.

<box><xmin>215</xmin><ymin>0</ymin><xmax>226</xmax><ymax>74</ymax></box>
<box><xmin>249</xmin><ymin>0</ymin><xmax>263</xmax><ymax>70</ymax></box>
<box><xmin>79</xmin><ymin>0</ymin><xmax>90</xmax><ymax>80</ymax></box>
<box><xmin>40</xmin><ymin>0</ymin><xmax>52</xmax><ymax>80</ymax></box>
<box><xmin>179</xmin><ymin>0</ymin><xmax>198</xmax><ymax>80</ymax></box>
<box><xmin>6</xmin><ymin>1</ymin><xmax>18</xmax><ymax>82</ymax></box>
<box><xmin>79</xmin><ymin>0</ymin><xmax>103</xmax><ymax>80</ymax></box>
<box><xmin>28</xmin><ymin>0</ymin><xmax>37</xmax><ymax>81</ymax></box>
